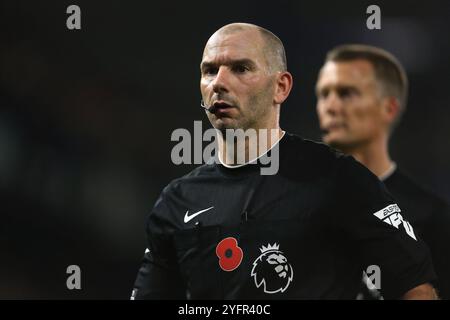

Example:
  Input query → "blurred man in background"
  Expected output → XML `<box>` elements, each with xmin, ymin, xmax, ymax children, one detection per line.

<box><xmin>315</xmin><ymin>44</ymin><xmax>450</xmax><ymax>299</ymax></box>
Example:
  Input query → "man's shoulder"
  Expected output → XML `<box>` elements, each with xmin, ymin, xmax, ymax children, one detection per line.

<box><xmin>285</xmin><ymin>133</ymin><xmax>339</xmax><ymax>155</ymax></box>
<box><xmin>285</xmin><ymin>134</ymin><xmax>388</xmax><ymax>207</ymax></box>
<box><xmin>148</xmin><ymin>164</ymin><xmax>218</xmax><ymax>227</ymax></box>
<box><xmin>162</xmin><ymin>163</ymin><xmax>218</xmax><ymax>196</ymax></box>
<box><xmin>282</xmin><ymin>133</ymin><xmax>356</xmax><ymax>178</ymax></box>
<box><xmin>386</xmin><ymin>168</ymin><xmax>449</xmax><ymax>214</ymax></box>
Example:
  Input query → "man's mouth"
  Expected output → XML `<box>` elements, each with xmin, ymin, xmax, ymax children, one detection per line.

<box><xmin>321</xmin><ymin>123</ymin><xmax>345</xmax><ymax>135</ymax></box>
<box><xmin>208</xmin><ymin>100</ymin><xmax>237</xmax><ymax>116</ymax></box>
<box><xmin>213</xmin><ymin>101</ymin><xmax>234</xmax><ymax>109</ymax></box>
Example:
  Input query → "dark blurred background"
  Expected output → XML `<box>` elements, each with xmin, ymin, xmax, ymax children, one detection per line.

<box><xmin>1</xmin><ymin>0</ymin><xmax>449</xmax><ymax>298</ymax></box>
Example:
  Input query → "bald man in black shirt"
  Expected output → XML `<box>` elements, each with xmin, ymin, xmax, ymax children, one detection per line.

<box><xmin>132</xmin><ymin>24</ymin><xmax>437</xmax><ymax>300</ymax></box>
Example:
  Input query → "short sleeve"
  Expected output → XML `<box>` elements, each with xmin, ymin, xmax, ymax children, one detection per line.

<box><xmin>333</xmin><ymin>156</ymin><xmax>436</xmax><ymax>299</ymax></box>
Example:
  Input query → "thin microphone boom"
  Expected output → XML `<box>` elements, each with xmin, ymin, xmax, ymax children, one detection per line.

<box><xmin>201</xmin><ymin>100</ymin><xmax>217</xmax><ymax>113</ymax></box>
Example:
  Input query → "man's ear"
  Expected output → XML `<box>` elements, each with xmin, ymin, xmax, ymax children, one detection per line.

<box><xmin>274</xmin><ymin>71</ymin><xmax>293</xmax><ymax>105</ymax></box>
<box><xmin>382</xmin><ymin>96</ymin><xmax>401</xmax><ymax>124</ymax></box>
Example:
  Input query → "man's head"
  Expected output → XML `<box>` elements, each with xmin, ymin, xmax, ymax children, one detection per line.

<box><xmin>200</xmin><ymin>23</ymin><xmax>292</xmax><ymax>132</ymax></box>
<box><xmin>315</xmin><ymin>44</ymin><xmax>408</xmax><ymax>151</ymax></box>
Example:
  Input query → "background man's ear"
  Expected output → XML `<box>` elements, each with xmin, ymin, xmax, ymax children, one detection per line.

<box><xmin>382</xmin><ymin>96</ymin><xmax>400</xmax><ymax>124</ymax></box>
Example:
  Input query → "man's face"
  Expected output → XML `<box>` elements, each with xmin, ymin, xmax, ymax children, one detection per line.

<box><xmin>316</xmin><ymin>60</ymin><xmax>386</xmax><ymax>150</ymax></box>
<box><xmin>200</xmin><ymin>30</ymin><xmax>276</xmax><ymax>131</ymax></box>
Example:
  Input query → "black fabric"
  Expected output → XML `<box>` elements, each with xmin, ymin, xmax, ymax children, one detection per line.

<box><xmin>383</xmin><ymin>169</ymin><xmax>450</xmax><ymax>299</ymax></box>
<box><xmin>132</xmin><ymin>133</ymin><xmax>436</xmax><ymax>299</ymax></box>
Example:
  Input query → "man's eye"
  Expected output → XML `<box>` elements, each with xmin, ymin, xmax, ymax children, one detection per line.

<box><xmin>203</xmin><ymin>67</ymin><xmax>218</xmax><ymax>75</ymax></box>
<box><xmin>339</xmin><ymin>88</ymin><xmax>356</xmax><ymax>99</ymax></box>
<box><xmin>317</xmin><ymin>90</ymin><xmax>329</xmax><ymax>99</ymax></box>
<box><xmin>233</xmin><ymin>65</ymin><xmax>249</xmax><ymax>73</ymax></box>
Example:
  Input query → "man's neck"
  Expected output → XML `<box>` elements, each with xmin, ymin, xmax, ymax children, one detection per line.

<box><xmin>218</xmin><ymin>127</ymin><xmax>284</xmax><ymax>167</ymax></box>
<box><xmin>343</xmin><ymin>136</ymin><xmax>394</xmax><ymax>179</ymax></box>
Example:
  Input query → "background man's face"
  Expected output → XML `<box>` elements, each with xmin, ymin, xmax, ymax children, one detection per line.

<box><xmin>315</xmin><ymin>60</ymin><xmax>386</xmax><ymax>150</ymax></box>
<box><xmin>200</xmin><ymin>29</ymin><xmax>276</xmax><ymax>131</ymax></box>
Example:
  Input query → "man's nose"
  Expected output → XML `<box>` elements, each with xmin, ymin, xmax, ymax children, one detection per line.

<box><xmin>212</xmin><ymin>66</ymin><xmax>230</xmax><ymax>94</ymax></box>
<box><xmin>322</xmin><ymin>92</ymin><xmax>343</xmax><ymax>115</ymax></box>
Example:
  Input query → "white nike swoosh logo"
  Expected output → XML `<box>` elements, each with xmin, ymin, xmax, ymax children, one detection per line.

<box><xmin>184</xmin><ymin>206</ymin><xmax>214</xmax><ymax>223</ymax></box>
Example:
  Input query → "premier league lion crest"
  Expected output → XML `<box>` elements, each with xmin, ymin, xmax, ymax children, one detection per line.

<box><xmin>251</xmin><ymin>243</ymin><xmax>294</xmax><ymax>294</ymax></box>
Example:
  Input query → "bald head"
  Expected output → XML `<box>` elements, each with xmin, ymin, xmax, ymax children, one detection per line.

<box><xmin>204</xmin><ymin>23</ymin><xmax>287</xmax><ymax>73</ymax></box>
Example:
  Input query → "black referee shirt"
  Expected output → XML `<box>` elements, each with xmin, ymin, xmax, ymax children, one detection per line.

<box><xmin>383</xmin><ymin>169</ymin><xmax>450</xmax><ymax>299</ymax></box>
<box><xmin>132</xmin><ymin>132</ymin><xmax>435</xmax><ymax>299</ymax></box>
